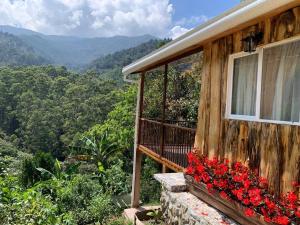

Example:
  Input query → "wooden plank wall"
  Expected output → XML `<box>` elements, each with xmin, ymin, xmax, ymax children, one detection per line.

<box><xmin>195</xmin><ymin>6</ymin><xmax>300</xmax><ymax>196</ymax></box>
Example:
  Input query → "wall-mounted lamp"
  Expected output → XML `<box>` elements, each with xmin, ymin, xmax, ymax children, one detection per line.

<box><xmin>242</xmin><ymin>31</ymin><xmax>264</xmax><ymax>53</ymax></box>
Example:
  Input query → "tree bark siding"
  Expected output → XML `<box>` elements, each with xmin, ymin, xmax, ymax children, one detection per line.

<box><xmin>194</xmin><ymin>5</ymin><xmax>300</xmax><ymax>196</ymax></box>
<box><xmin>195</xmin><ymin>44</ymin><xmax>212</xmax><ymax>156</ymax></box>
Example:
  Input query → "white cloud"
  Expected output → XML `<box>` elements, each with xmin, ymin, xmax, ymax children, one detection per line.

<box><xmin>169</xmin><ymin>26</ymin><xmax>190</xmax><ymax>40</ymax></box>
<box><xmin>169</xmin><ymin>15</ymin><xmax>208</xmax><ymax>40</ymax></box>
<box><xmin>175</xmin><ymin>15</ymin><xmax>208</xmax><ymax>28</ymax></box>
<box><xmin>0</xmin><ymin>0</ymin><xmax>174</xmax><ymax>37</ymax></box>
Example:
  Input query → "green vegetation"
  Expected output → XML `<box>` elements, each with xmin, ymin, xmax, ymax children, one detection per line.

<box><xmin>0</xmin><ymin>38</ymin><xmax>201</xmax><ymax>224</ymax></box>
<box><xmin>0</xmin><ymin>32</ymin><xmax>49</xmax><ymax>66</ymax></box>
<box><xmin>87</xmin><ymin>39</ymin><xmax>171</xmax><ymax>84</ymax></box>
<box><xmin>88</xmin><ymin>39</ymin><xmax>170</xmax><ymax>72</ymax></box>
<box><xmin>0</xmin><ymin>66</ymin><xmax>118</xmax><ymax>156</ymax></box>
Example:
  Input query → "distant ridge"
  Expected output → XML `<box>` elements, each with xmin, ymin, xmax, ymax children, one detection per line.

<box><xmin>0</xmin><ymin>32</ymin><xmax>50</xmax><ymax>66</ymax></box>
<box><xmin>87</xmin><ymin>39</ymin><xmax>170</xmax><ymax>83</ymax></box>
<box><xmin>0</xmin><ymin>25</ymin><xmax>156</xmax><ymax>68</ymax></box>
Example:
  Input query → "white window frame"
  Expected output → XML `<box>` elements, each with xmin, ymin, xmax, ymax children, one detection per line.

<box><xmin>226</xmin><ymin>36</ymin><xmax>300</xmax><ymax>126</ymax></box>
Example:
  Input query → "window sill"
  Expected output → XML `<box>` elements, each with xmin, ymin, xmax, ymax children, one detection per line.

<box><xmin>225</xmin><ymin>115</ymin><xmax>300</xmax><ymax>126</ymax></box>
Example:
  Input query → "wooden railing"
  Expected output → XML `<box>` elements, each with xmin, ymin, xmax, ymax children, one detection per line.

<box><xmin>139</xmin><ymin>118</ymin><xmax>196</xmax><ymax>168</ymax></box>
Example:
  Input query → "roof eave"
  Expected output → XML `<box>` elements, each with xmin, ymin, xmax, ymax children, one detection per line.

<box><xmin>122</xmin><ymin>0</ymin><xmax>298</xmax><ymax>77</ymax></box>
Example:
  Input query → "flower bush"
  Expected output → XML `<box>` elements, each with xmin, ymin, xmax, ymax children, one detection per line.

<box><xmin>185</xmin><ymin>151</ymin><xmax>300</xmax><ymax>225</ymax></box>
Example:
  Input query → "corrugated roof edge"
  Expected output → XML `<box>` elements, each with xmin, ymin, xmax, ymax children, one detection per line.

<box><xmin>122</xmin><ymin>0</ymin><xmax>296</xmax><ymax>77</ymax></box>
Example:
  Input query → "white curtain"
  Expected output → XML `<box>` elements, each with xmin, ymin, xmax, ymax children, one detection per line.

<box><xmin>231</xmin><ymin>54</ymin><xmax>258</xmax><ymax>116</ymax></box>
<box><xmin>261</xmin><ymin>41</ymin><xmax>300</xmax><ymax>122</ymax></box>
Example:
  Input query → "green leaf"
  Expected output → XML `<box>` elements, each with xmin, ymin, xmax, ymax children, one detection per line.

<box><xmin>97</xmin><ymin>162</ymin><xmax>105</xmax><ymax>173</ymax></box>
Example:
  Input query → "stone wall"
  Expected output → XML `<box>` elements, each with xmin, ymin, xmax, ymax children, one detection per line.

<box><xmin>154</xmin><ymin>173</ymin><xmax>239</xmax><ymax>225</ymax></box>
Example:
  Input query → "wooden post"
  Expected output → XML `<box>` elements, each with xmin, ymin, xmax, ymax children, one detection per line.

<box><xmin>160</xmin><ymin>64</ymin><xmax>168</xmax><ymax>157</ymax></box>
<box><xmin>162</xmin><ymin>164</ymin><xmax>168</xmax><ymax>173</ymax></box>
<box><xmin>131</xmin><ymin>72</ymin><xmax>145</xmax><ymax>208</ymax></box>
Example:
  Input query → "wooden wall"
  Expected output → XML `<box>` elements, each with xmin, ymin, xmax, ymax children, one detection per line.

<box><xmin>195</xmin><ymin>6</ymin><xmax>300</xmax><ymax>196</ymax></box>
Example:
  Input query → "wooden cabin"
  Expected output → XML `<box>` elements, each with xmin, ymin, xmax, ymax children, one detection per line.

<box><xmin>122</xmin><ymin>0</ymin><xmax>300</xmax><ymax>217</ymax></box>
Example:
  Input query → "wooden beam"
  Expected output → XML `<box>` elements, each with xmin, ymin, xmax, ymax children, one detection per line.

<box><xmin>162</xmin><ymin>64</ymin><xmax>168</xmax><ymax>122</ymax></box>
<box><xmin>136</xmin><ymin>46</ymin><xmax>203</xmax><ymax>74</ymax></box>
<box><xmin>131</xmin><ymin>73</ymin><xmax>145</xmax><ymax>208</ymax></box>
<box><xmin>160</xmin><ymin>64</ymin><xmax>168</xmax><ymax>157</ymax></box>
<box><xmin>138</xmin><ymin>145</ymin><xmax>184</xmax><ymax>172</ymax></box>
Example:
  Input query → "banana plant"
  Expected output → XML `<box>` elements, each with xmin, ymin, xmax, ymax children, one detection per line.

<box><xmin>81</xmin><ymin>130</ymin><xmax>119</xmax><ymax>172</ymax></box>
<box><xmin>36</xmin><ymin>159</ymin><xmax>80</xmax><ymax>180</ymax></box>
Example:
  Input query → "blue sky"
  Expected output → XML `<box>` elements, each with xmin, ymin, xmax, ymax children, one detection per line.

<box><xmin>171</xmin><ymin>0</ymin><xmax>241</xmax><ymax>28</ymax></box>
<box><xmin>0</xmin><ymin>0</ymin><xmax>241</xmax><ymax>38</ymax></box>
<box><xmin>168</xmin><ymin>0</ymin><xmax>241</xmax><ymax>38</ymax></box>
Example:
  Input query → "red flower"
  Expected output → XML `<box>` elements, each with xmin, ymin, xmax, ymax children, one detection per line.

<box><xmin>250</xmin><ymin>195</ymin><xmax>263</xmax><ymax>206</ymax></box>
<box><xmin>206</xmin><ymin>183</ymin><xmax>213</xmax><ymax>190</ymax></box>
<box><xmin>242</xmin><ymin>198</ymin><xmax>250</xmax><ymax>205</ymax></box>
<box><xmin>196</xmin><ymin>164</ymin><xmax>205</xmax><ymax>173</ymax></box>
<box><xmin>215</xmin><ymin>164</ymin><xmax>229</xmax><ymax>176</ymax></box>
<box><xmin>194</xmin><ymin>175</ymin><xmax>201</xmax><ymax>182</ymax></box>
<box><xmin>264</xmin><ymin>216</ymin><xmax>272</xmax><ymax>223</ymax></box>
<box><xmin>295</xmin><ymin>207</ymin><xmax>300</xmax><ymax>218</ymax></box>
<box><xmin>213</xmin><ymin>179</ymin><xmax>228</xmax><ymax>189</ymax></box>
<box><xmin>292</xmin><ymin>181</ymin><xmax>300</xmax><ymax>188</ymax></box>
<box><xmin>249</xmin><ymin>188</ymin><xmax>261</xmax><ymax>197</ymax></box>
<box><xmin>233</xmin><ymin>189</ymin><xmax>244</xmax><ymax>201</ymax></box>
<box><xmin>201</xmin><ymin>172</ymin><xmax>210</xmax><ymax>183</ymax></box>
<box><xmin>275</xmin><ymin>216</ymin><xmax>290</xmax><ymax>225</ymax></box>
<box><xmin>187</xmin><ymin>152</ymin><xmax>200</xmax><ymax>164</ymax></box>
<box><xmin>286</xmin><ymin>192</ymin><xmax>297</xmax><ymax>204</ymax></box>
<box><xmin>248</xmin><ymin>188</ymin><xmax>262</xmax><ymax>206</ymax></box>
<box><xmin>244</xmin><ymin>208</ymin><xmax>255</xmax><ymax>217</ymax></box>
<box><xmin>234</xmin><ymin>162</ymin><xmax>242</xmax><ymax>170</ymax></box>
<box><xmin>187</xmin><ymin>152</ymin><xmax>194</xmax><ymax>163</ymax></box>
<box><xmin>186</xmin><ymin>152</ymin><xmax>299</xmax><ymax>224</ymax></box>
<box><xmin>259</xmin><ymin>177</ymin><xmax>268</xmax><ymax>188</ymax></box>
<box><xmin>220</xmin><ymin>191</ymin><xmax>230</xmax><ymax>200</ymax></box>
<box><xmin>243</xmin><ymin>179</ymin><xmax>251</xmax><ymax>189</ymax></box>
<box><xmin>265</xmin><ymin>198</ymin><xmax>276</xmax><ymax>211</ymax></box>
<box><xmin>186</xmin><ymin>166</ymin><xmax>194</xmax><ymax>175</ymax></box>
<box><xmin>233</xmin><ymin>175</ymin><xmax>243</xmax><ymax>183</ymax></box>
<box><xmin>224</xmin><ymin>158</ymin><xmax>229</xmax><ymax>165</ymax></box>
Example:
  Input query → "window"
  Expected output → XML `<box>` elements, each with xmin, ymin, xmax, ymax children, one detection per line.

<box><xmin>231</xmin><ymin>54</ymin><xmax>258</xmax><ymax>116</ymax></box>
<box><xmin>227</xmin><ymin>37</ymin><xmax>300</xmax><ymax>125</ymax></box>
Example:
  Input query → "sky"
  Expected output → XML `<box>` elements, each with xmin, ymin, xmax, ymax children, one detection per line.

<box><xmin>0</xmin><ymin>0</ymin><xmax>241</xmax><ymax>39</ymax></box>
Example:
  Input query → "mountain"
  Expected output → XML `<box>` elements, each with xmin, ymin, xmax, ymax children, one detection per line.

<box><xmin>87</xmin><ymin>39</ymin><xmax>170</xmax><ymax>83</ymax></box>
<box><xmin>0</xmin><ymin>32</ymin><xmax>50</xmax><ymax>66</ymax></box>
<box><xmin>0</xmin><ymin>25</ymin><xmax>155</xmax><ymax>68</ymax></box>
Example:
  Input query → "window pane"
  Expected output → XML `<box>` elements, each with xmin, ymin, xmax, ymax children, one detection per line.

<box><xmin>231</xmin><ymin>54</ymin><xmax>258</xmax><ymax>116</ymax></box>
<box><xmin>261</xmin><ymin>41</ymin><xmax>300</xmax><ymax>122</ymax></box>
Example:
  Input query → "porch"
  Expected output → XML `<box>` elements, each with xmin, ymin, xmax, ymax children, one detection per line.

<box><xmin>131</xmin><ymin>51</ymin><xmax>201</xmax><ymax>207</ymax></box>
<box><xmin>138</xmin><ymin>118</ymin><xmax>196</xmax><ymax>172</ymax></box>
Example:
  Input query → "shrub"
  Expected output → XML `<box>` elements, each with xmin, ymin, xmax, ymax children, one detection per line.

<box><xmin>1</xmin><ymin>186</ymin><xmax>76</xmax><ymax>225</ymax></box>
<box><xmin>0</xmin><ymin>138</ymin><xmax>20</xmax><ymax>175</ymax></box>
<box><xmin>85</xmin><ymin>193</ymin><xmax>116</xmax><ymax>224</ymax></box>
<box><xmin>141</xmin><ymin>157</ymin><xmax>161</xmax><ymax>204</ymax></box>
<box><xmin>102</xmin><ymin>159</ymin><xmax>131</xmax><ymax>195</ymax></box>
<box><xmin>106</xmin><ymin>217</ymin><xmax>133</xmax><ymax>225</ymax></box>
<box><xmin>58</xmin><ymin>174</ymin><xmax>103</xmax><ymax>211</ymax></box>
<box><xmin>20</xmin><ymin>151</ymin><xmax>55</xmax><ymax>187</ymax></box>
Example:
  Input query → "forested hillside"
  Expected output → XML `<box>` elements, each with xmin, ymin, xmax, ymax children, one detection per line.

<box><xmin>0</xmin><ymin>32</ymin><xmax>49</xmax><ymax>66</ymax></box>
<box><xmin>0</xmin><ymin>25</ymin><xmax>155</xmax><ymax>68</ymax></box>
<box><xmin>0</xmin><ymin>66</ymin><xmax>118</xmax><ymax>157</ymax></box>
<box><xmin>0</xmin><ymin>38</ymin><xmax>168</xmax><ymax>224</ymax></box>
<box><xmin>87</xmin><ymin>39</ymin><xmax>171</xmax><ymax>82</ymax></box>
<box><xmin>88</xmin><ymin>39</ymin><xmax>170</xmax><ymax>72</ymax></box>
<box><xmin>0</xmin><ymin>32</ymin><xmax>201</xmax><ymax>224</ymax></box>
